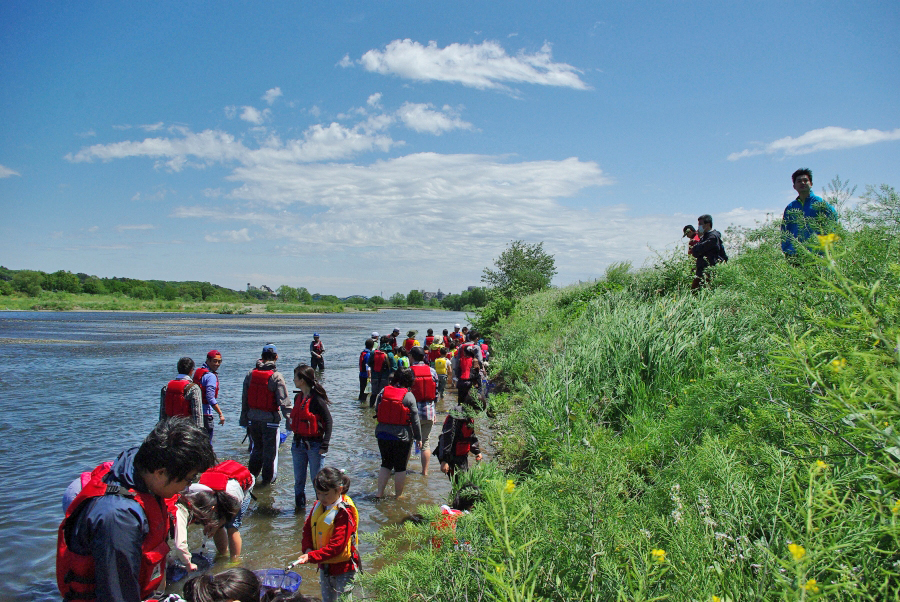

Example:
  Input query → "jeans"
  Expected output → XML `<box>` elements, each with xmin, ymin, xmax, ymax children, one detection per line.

<box><xmin>247</xmin><ymin>420</ymin><xmax>280</xmax><ymax>485</ymax></box>
<box><xmin>292</xmin><ymin>438</ymin><xmax>324</xmax><ymax>507</ymax></box>
<box><xmin>319</xmin><ymin>569</ymin><xmax>355</xmax><ymax>602</ymax></box>
<box><xmin>369</xmin><ymin>374</ymin><xmax>390</xmax><ymax>407</ymax></box>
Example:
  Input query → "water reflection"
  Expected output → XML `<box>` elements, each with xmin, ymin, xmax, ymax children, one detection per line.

<box><xmin>0</xmin><ymin>309</ymin><xmax>487</xmax><ymax>600</ymax></box>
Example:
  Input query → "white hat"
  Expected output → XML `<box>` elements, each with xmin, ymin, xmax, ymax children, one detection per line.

<box><xmin>371</xmin><ymin>331</ymin><xmax>379</xmax><ymax>338</ymax></box>
<box><xmin>454</xmin><ymin>323</ymin><xmax>461</xmax><ymax>329</ymax></box>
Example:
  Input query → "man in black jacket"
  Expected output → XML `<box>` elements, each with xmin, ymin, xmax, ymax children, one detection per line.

<box><xmin>690</xmin><ymin>214</ymin><xmax>727</xmax><ymax>289</ymax></box>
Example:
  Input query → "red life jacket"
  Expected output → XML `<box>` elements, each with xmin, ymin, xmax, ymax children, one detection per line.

<box><xmin>358</xmin><ymin>350</ymin><xmax>368</xmax><ymax>373</ymax></box>
<box><xmin>454</xmin><ymin>419</ymin><xmax>476</xmax><ymax>455</ymax></box>
<box><xmin>403</xmin><ymin>338</ymin><xmax>416</xmax><ymax>352</ymax></box>
<box><xmin>411</xmin><ymin>364</ymin><xmax>437</xmax><ymax>402</ymax></box>
<box><xmin>451</xmin><ymin>331</ymin><xmax>463</xmax><ymax>343</ymax></box>
<box><xmin>376</xmin><ymin>386</ymin><xmax>411</xmax><ymax>425</ymax></box>
<box><xmin>311</xmin><ymin>341</ymin><xmax>324</xmax><ymax>354</ymax></box>
<box><xmin>457</xmin><ymin>348</ymin><xmax>474</xmax><ymax>380</ymax></box>
<box><xmin>424</xmin><ymin>335</ymin><xmax>435</xmax><ymax>346</ymax></box>
<box><xmin>248</xmin><ymin>369</ymin><xmax>277</xmax><ymax>412</ymax></box>
<box><xmin>198</xmin><ymin>460</ymin><xmax>253</xmax><ymax>492</ymax></box>
<box><xmin>164</xmin><ymin>379</ymin><xmax>192</xmax><ymax>417</ymax></box>
<box><xmin>192</xmin><ymin>367</ymin><xmax>219</xmax><ymax>406</ymax></box>
<box><xmin>291</xmin><ymin>393</ymin><xmax>322</xmax><ymax>438</ymax></box>
<box><xmin>372</xmin><ymin>350</ymin><xmax>390</xmax><ymax>373</ymax></box>
<box><xmin>57</xmin><ymin>464</ymin><xmax>169</xmax><ymax>601</ymax></box>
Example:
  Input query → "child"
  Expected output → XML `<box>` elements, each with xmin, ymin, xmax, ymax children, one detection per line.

<box><xmin>290</xmin><ymin>364</ymin><xmax>333</xmax><ymax>510</ymax></box>
<box><xmin>396</xmin><ymin>346</ymin><xmax>410</xmax><ymax>369</ymax></box>
<box><xmin>294</xmin><ymin>467</ymin><xmax>360</xmax><ymax>602</ymax></box>
<box><xmin>358</xmin><ymin>338</ymin><xmax>374</xmax><ymax>402</ymax></box>
<box><xmin>434</xmin><ymin>406</ymin><xmax>482</xmax><ymax>481</ymax></box>
<box><xmin>433</xmin><ymin>348</ymin><xmax>450</xmax><ymax>402</ymax></box>
<box><xmin>182</xmin><ymin>567</ymin><xmax>260</xmax><ymax>602</ymax></box>
<box><xmin>173</xmin><ymin>459</ymin><xmax>254</xmax><ymax>567</ymax></box>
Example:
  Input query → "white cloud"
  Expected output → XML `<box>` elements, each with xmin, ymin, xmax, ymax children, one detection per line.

<box><xmin>357</xmin><ymin>39</ymin><xmax>591</xmax><ymax>91</ymax></box>
<box><xmin>262</xmin><ymin>87</ymin><xmax>283</xmax><ymax>105</ymax></box>
<box><xmin>0</xmin><ymin>164</ymin><xmax>20</xmax><ymax>178</ymax></box>
<box><xmin>729</xmin><ymin>126</ymin><xmax>900</xmax><ymax>160</ymax></box>
<box><xmin>112</xmin><ymin>124</ymin><xmax>132</xmax><ymax>130</ymax></box>
<box><xmin>115</xmin><ymin>224</ymin><xmax>155</xmax><ymax>232</ymax></box>
<box><xmin>367</xmin><ymin>93</ymin><xmax>382</xmax><ymax>108</ymax></box>
<box><xmin>87</xmin><ymin>226</ymin><xmax>99</xmax><ymax>233</ymax></box>
<box><xmin>240</xmin><ymin>106</ymin><xmax>271</xmax><ymax>125</ymax></box>
<box><xmin>205</xmin><ymin>228</ymin><xmax>252</xmax><ymax>243</ymax></box>
<box><xmin>139</xmin><ymin>122</ymin><xmax>165</xmax><ymax>132</ymax></box>
<box><xmin>397</xmin><ymin>102</ymin><xmax>473</xmax><ymax>134</ymax></box>
<box><xmin>338</xmin><ymin>54</ymin><xmax>353</xmax><ymax>68</ymax></box>
<box><xmin>308</xmin><ymin>105</ymin><xmax>322</xmax><ymax>118</ymax></box>
<box><xmin>77</xmin><ymin>130</ymin><xmax>96</xmax><ymax>138</ymax></box>
<box><xmin>224</xmin><ymin>106</ymin><xmax>237</xmax><ymax>119</ymax></box>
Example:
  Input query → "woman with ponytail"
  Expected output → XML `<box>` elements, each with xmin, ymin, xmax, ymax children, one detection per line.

<box><xmin>182</xmin><ymin>567</ymin><xmax>260</xmax><ymax>602</ymax></box>
<box><xmin>289</xmin><ymin>364</ymin><xmax>333</xmax><ymax>510</ymax></box>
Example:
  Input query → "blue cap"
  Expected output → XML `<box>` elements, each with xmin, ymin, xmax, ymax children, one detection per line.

<box><xmin>262</xmin><ymin>343</ymin><xmax>277</xmax><ymax>354</ymax></box>
<box><xmin>313</xmin><ymin>333</ymin><xmax>319</xmax><ymax>337</ymax></box>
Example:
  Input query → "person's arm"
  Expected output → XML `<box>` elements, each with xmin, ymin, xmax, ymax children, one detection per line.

<box><xmin>160</xmin><ymin>386</ymin><xmax>167</xmax><ymax>421</ymax></box>
<box><xmin>203</xmin><ymin>373</ymin><xmax>225</xmax><ymax>424</ymax></box>
<box><xmin>313</xmin><ymin>396</ymin><xmax>333</xmax><ymax>453</ymax></box>
<box><xmin>86</xmin><ymin>499</ymin><xmax>146</xmax><ymax>602</ymax></box>
<box><xmin>271</xmin><ymin>372</ymin><xmax>291</xmax><ymax>420</ymax></box>
<box><xmin>173</xmin><ymin>502</ymin><xmax>195</xmax><ymax>569</ymax></box>
<box><xmin>301</xmin><ymin>511</ymin><xmax>314</xmax><ymax>555</ymax></box>
<box><xmin>389</xmin><ymin>353</ymin><xmax>397</xmax><ymax>371</ymax></box>
<box><xmin>691</xmin><ymin>232</ymin><xmax>718</xmax><ymax>259</ymax></box>
<box><xmin>186</xmin><ymin>384</ymin><xmax>204</xmax><ymax>429</ymax></box>
<box><xmin>239</xmin><ymin>372</ymin><xmax>250</xmax><ymax>427</ymax></box>
<box><xmin>406</xmin><ymin>392</ymin><xmax>422</xmax><ymax>442</ymax></box>
<box><xmin>305</xmin><ymin>508</ymin><xmax>354</xmax><ymax>563</ymax></box>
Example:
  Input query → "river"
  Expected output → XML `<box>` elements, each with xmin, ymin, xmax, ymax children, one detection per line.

<box><xmin>0</xmin><ymin>309</ymin><xmax>484</xmax><ymax>600</ymax></box>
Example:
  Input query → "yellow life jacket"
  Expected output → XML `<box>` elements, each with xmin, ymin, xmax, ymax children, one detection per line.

<box><xmin>310</xmin><ymin>494</ymin><xmax>359</xmax><ymax>564</ymax></box>
<box><xmin>434</xmin><ymin>357</ymin><xmax>449</xmax><ymax>375</ymax></box>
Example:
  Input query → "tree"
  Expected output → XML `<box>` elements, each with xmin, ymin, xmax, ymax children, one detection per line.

<box><xmin>482</xmin><ymin>240</ymin><xmax>556</xmax><ymax>298</ymax></box>
<box><xmin>389</xmin><ymin>292</ymin><xmax>406</xmax><ymax>306</ymax></box>
<box><xmin>277</xmin><ymin>285</ymin><xmax>299</xmax><ymax>302</ymax></box>
<box><xmin>297</xmin><ymin>287</ymin><xmax>312</xmax><ymax>303</ymax></box>
<box><xmin>407</xmin><ymin>289</ymin><xmax>424</xmax><ymax>306</ymax></box>
<box><xmin>369</xmin><ymin>295</ymin><xmax>385</xmax><ymax>305</ymax></box>
<box><xmin>48</xmin><ymin>270</ymin><xmax>82</xmax><ymax>293</ymax></box>
<box><xmin>12</xmin><ymin>271</ymin><xmax>44</xmax><ymax>297</ymax></box>
<box><xmin>82</xmin><ymin>277</ymin><xmax>106</xmax><ymax>295</ymax></box>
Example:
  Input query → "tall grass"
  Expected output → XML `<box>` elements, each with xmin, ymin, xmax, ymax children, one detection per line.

<box><xmin>360</xmin><ymin>186</ymin><xmax>900</xmax><ymax>600</ymax></box>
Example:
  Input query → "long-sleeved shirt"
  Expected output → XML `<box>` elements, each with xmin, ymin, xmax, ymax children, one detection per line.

<box><xmin>64</xmin><ymin>448</ymin><xmax>160</xmax><ymax>602</ymax></box>
<box><xmin>159</xmin><ymin>374</ymin><xmax>204</xmax><ymax>429</ymax></box>
<box><xmin>691</xmin><ymin>228</ymin><xmax>725</xmax><ymax>276</ymax></box>
<box><xmin>301</xmin><ymin>497</ymin><xmax>359</xmax><ymax>575</ymax></box>
<box><xmin>197</xmin><ymin>363</ymin><xmax>220</xmax><ymax>417</ymax></box>
<box><xmin>289</xmin><ymin>391</ymin><xmax>334</xmax><ymax>452</ymax></box>
<box><xmin>239</xmin><ymin>360</ymin><xmax>290</xmax><ymax>426</ymax></box>
<box><xmin>434</xmin><ymin>414</ymin><xmax>481</xmax><ymax>461</ymax></box>
<box><xmin>781</xmin><ymin>193</ymin><xmax>838</xmax><ymax>255</ymax></box>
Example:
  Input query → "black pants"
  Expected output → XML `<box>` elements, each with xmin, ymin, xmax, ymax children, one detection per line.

<box><xmin>358</xmin><ymin>376</ymin><xmax>368</xmax><ymax>401</ymax></box>
<box><xmin>247</xmin><ymin>420</ymin><xmax>279</xmax><ymax>485</ymax></box>
<box><xmin>311</xmin><ymin>355</ymin><xmax>325</xmax><ymax>370</ymax></box>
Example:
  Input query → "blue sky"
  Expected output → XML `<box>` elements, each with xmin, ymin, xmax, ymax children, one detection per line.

<box><xmin>2</xmin><ymin>1</ymin><xmax>898</xmax><ymax>297</ymax></box>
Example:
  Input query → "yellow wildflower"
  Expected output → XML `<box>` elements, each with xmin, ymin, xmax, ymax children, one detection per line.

<box><xmin>815</xmin><ymin>460</ymin><xmax>828</xmax><ymax>471</ymax></box>
<box><xmin>892</xmin><ymin>499</ymin><xmax>900</xmax><ymax>514</ymax></box>
<box><xmin>817</xmin><ymin>232</ymin><xmax>839</xmax><ymax>249</ymax></box>
<box><xmin>504</xmin><ymin>479</ymin><xmax>515</xmax><ymax>494</ymax></box>
<box><xmin>788</xmin><ymin>543</ymin><xmax>806</xmax><ymax>561</ymax></box>
<box><xmin>711</xmin><ymin>597</ymin><xmax>721</xmax><ymax>602</ymax></box>
<box><xmin>801</xmin><ymin>578</ymin><xmax>819</xmax><ymax>593</ymax></box>
<box><xmin>830</xmin><ymin>358</ymin><xmax>847</xmax><ymax>371</ymax></box>
<box><xmin>651</xmin><ymin>548</ymin><xmax>666</xmax><ymax>564</ymax></box>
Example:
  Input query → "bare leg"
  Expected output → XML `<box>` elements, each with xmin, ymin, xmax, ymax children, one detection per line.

<box><xmin>213</xmin><ymin>527</ymin><xmax>228</xmax><ymax>555</ymax></box>
<box><xmin>227</xmin><ymin>527</ymin><xmax>242</xmax><ymax>558</ymax></box>
<box><xmin>420</xmin><ymin>448</ymin><xmax>431</xmax><ymax>476</ymax></box>
<box><xmin>376</xmin><ymin>467</ymin><xmax>392</xmax><ymax>498</ymax></box>
<box><xmin>394</xmin><ymin>470</ymin><xmax>408</xmax><ymax>497</ymax></box>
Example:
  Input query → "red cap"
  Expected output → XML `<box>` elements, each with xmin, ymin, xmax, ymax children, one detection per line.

<box><xmin>207</xmin><ymin>350</ymin><xmax>222</xmax><ymax>359</ymax></box>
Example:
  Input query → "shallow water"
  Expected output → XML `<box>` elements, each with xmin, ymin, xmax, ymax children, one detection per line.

<box><xmin>0</xmin><ymin>309</ymin><xmax>484</xmax><ymax>600</ymax></box>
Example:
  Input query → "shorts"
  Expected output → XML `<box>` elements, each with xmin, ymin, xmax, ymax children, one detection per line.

<box><xmin>226</xmin><ymin>487</ymin><xmax>253</xmax><ymax>529</ymax></box>
<box><xmin>419</xmin><ymin>420</ymin><xmax>434</xmax><ymax>446</ymax></box>
<box><xmin>378</xmin><ymin>438</ymin><xmax>413</xmax><ymax>472</ymax></box>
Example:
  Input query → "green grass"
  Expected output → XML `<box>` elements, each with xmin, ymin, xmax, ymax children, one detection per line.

<box><xmin>359</xmin><ymin>189</ymin><xmax>900</xmax><ymax>601</ymax></box>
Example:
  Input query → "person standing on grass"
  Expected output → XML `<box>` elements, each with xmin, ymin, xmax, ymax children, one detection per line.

<box><xmin>240</xmin><ymin>344</ymin><xmax>291</xmax><ymax>486</ymax></box>
<box><xmin>193</xmin><ymin>350</ymin><xmax>226</xmax><ymax>442</ymax></box>
<box><xmin>310</xmin><ymin>333</ymin><xmax>325</xmax><ymax>370</ymax></box>
<box><xmin>160</xmin><ymin>357</ymin><xmax>204</xmax><ymax>429</ymax></box>
<box><xmin>690</xmin><ymin>214</ymin><xmax>727</xmax><ymax>290</ymax></box>
<box><xmin>289</xmin><ymin>364</ymin><xmax>333</xmax><ymax>510</ymax></box>
<box><xmin>409</xmin><ymin>346</ymin><xmax>438</xmax><ymax>475</ymax></box>
<box><xmin>373</xmin><ymin>368</ymin><xmax>421</xmax><ymax>498</ymax></box>
<box><xmin>434</xmin><ymin>405</ymin><xmax>482</xmax><ymax>482</ymax></box>
<box><xmin>781</xmin><ymin>168</ymin><xmax>839</xmax><ymax>260</ymax></box>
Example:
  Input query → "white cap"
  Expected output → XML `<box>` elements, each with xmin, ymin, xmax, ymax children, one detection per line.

<box><xmin>454</xmin><ymin>323</ymin><xmax>461</xmax><ymax>328</ymax></box>
<box><xmin>371</xmin><ymin>331</ymin><xmax>379</xmax><ymax>338</ymax></box>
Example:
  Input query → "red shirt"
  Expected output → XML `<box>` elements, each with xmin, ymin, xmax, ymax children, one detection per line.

<box><xmin>301</xmin><ymin>505</ymin><xmax>359</xmax><ymax>575</ymax></box>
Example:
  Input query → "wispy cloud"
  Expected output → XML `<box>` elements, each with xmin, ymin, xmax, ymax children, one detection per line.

<box><xmin>77</xmin><ymin>130</ymin><xmax>97</xmax><ymax>138</ymax></box>
<box><xmin>0</xmin><ymin>164</ymin><xmax>20</xmax><ymax>178</ymax></box>
<box><xmin>240</xmin><ymin>106</ymin><xmax>271</xmax><ymax>125</ymax></box>
<box><xmin>728</xmin><ymin>126</ymin><xmax>900</xmax><ymax>161</ymax></box>
<box><xmin>139</xmin><ymin>122</ymin><xmax>165</xmax><ymax>132</ymax></box>
<box><xmin>205</xmin><ymin>228</ymin><xmax>252</xmax><ymax>243</ymax></box>
<box><xmin>356</xmin><ymin>39</ymin><xmax>590</xmax><ymax>91</ymax></box>
<box><xmin>262</xmin><ymin>87</ymin><xmax>283</xmax><ymax>106</ymax></box>
<box><xmin>397</xmin><ymin>102</ymin><xmax>474</xmax><ymax>134</ymax></box>
<box><xmin>115</xmin><ymin>224</ymin><xmax>155</xmax><ymax>232</ymax></box>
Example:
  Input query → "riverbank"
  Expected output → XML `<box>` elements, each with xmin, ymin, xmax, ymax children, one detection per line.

<box><xmin>360</xmin><ymin>210</ymin><xmax>900</xmax><ymax>599</ymax></box>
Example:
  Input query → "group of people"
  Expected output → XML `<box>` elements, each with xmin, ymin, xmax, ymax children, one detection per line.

<box><xmin>59</xmin><ymin>322</ymin><xmax>489</xmax><ymax>602</ymax></box>
<box><xmin>681</xmin><ymin>167</ymin><xmax>840</xmax><ymax>289</ymax></box>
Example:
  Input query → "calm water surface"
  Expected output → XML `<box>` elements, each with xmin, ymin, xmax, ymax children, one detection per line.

<box><xmin>0</xmin><ymin>309</ymin><xmax>485</xmax><ymax>601</ymax></box>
